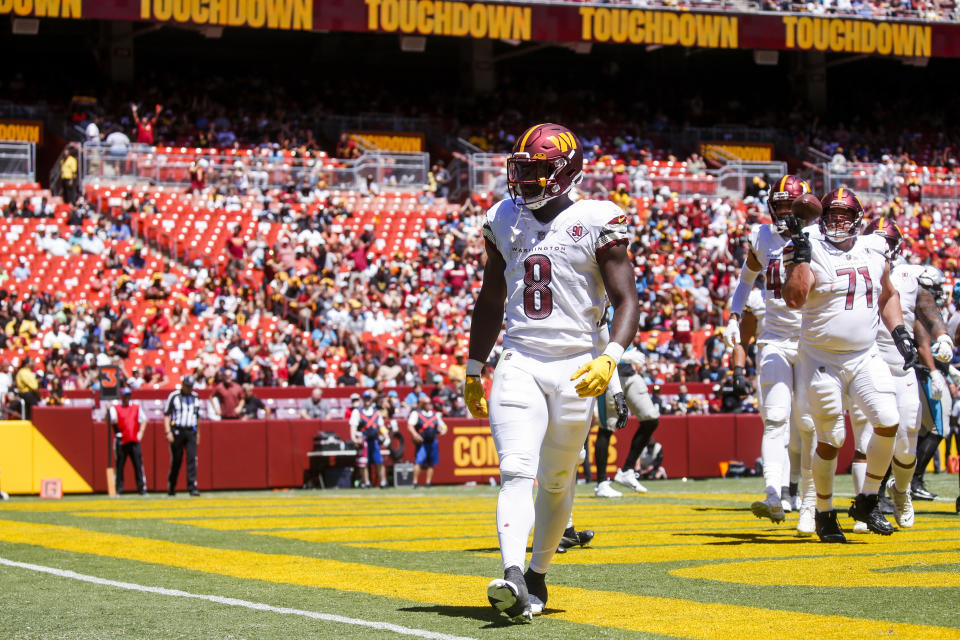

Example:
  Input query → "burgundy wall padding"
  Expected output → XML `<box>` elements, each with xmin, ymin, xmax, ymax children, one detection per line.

<box><xmin>31</xmin><ymin>408</ymin><xmax>96</xmax><ymax>486</ymax></box>
<box><xmin>688</xmin><ymin>414</ymin><xmax>737</xmax><ymax>477</ymax></box>
<box><xmin>734</xmin><ymin>414</ymin><xmax>764</xmax><ymax>466</ymax></box>
<box><xmin>209</xmin><ymin>421</ymin><xmax>268</xmax><ymax>489</ymax></box>
<box><xmin>32</xmin><ymin>407</ymin><xmax>857</xmax><ymax>490</ymax></box>
<box><xmin>653</xmin><ymin>416</ymin><xmax>689</xmax><ymax>479</ymax></box>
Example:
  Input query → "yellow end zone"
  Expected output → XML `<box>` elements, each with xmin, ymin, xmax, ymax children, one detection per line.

<box><xmin>0</xmin><ymin>519</ymin><xmax>957</xmax><ymax>640</ymax></box>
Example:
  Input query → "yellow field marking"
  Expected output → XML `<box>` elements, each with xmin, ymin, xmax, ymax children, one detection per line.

<box><xmin>672</xmin><ymin>552</ymin><xmax>960</xmax><ymax>587</ymax></box>
<box><xmin>0</xmin><ymin>520</ymin><xmax>956</xmax><ymax>639</ymax></box>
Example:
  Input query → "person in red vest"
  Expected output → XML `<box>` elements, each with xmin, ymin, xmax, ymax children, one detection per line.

<box><xmin>108</xmin><ymin>387</ymin><xmax>148</xmax><ymax>495</ymax></box>
<box><xmin>408</xmin><ymin>394</ymin><xmax>447</xmax><ymax>488</ymax></box>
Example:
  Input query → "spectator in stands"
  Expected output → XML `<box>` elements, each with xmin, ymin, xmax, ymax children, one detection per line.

<box><xmin>299</xmin><ymin>387</ymin><xmax>329</xmax><ymax>420</ymax></box>
<box><xmin>212</xmin><ymin>370</ymin><xmax>243</xmax><ymax>419</ymax></box>
<box><xmin>303</xmin><ymin>361</ymin><xmax>324</xmax><ymax>387</ymax></box>
<box><xmin>60</xmin><ymin>147</ymin><xmax>79</xmax><ymax>204</ymax></box>
<box><xmin>15</xmin><ymin>356</ymin><xmax>40</xmax><ymax>418</ymax></box>
<box><xmin>126</xmin><ymin>244</ymin><xmax>146</xmax><ymax>269</ymax></box>
<box><xmin>238</xmin><ymin>384</ymin><xmax>269</xmax><ymax>419</ymax></box>
<box><xmin>337</xmin><ymin>362</ymin><xmax>359</xmax><ymax>386</ymax></box>
<box><xmin>131</xmin><ymin>103</ymin><xmax>162</xmax><ymax>145</ymax></box>
<box><xmin>12</xmin><ymin>257</ymin><xmax>29</xmax><ymax>281</ymax></box>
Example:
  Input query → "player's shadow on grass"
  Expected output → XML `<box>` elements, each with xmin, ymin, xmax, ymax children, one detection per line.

<box><xmin>691</xmin><ymin>507</ymin><xmax>753</xmax><ymax>513</ymax></box>
<box><xmin>675</xmin><ymin>531</ymin><xmax>864</xmax><ymax>545</ymax></box>
<box><xmin>400</xmin><ymin>604</ymin><xmax>567</xmax><ymax>628</ymax></box>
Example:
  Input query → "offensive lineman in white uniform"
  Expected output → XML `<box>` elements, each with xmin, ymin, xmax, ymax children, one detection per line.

<box><xmin>847</xmin><ymin>220</ymin><xmax>954</xmax><ymax>530</ymax></box>
<box><xmin>463</xmin><ymin>123</ymin><xmax>639</xmax><ymax>622</ymax></box>
<box><xmin>724</xmin><ymin>175</ymin><xmax>821</xmax><ymax>531</ymax></box>
<box><xmin>783</xmin><ymin>188</ymin><xmax>921</xmax><ymax>543</ymax></box>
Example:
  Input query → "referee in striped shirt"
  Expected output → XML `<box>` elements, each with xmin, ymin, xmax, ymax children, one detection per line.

<box><xmin>165</xmin><ymin>376</ymin><xmax>201</xmax><ymax>496</ymax></box>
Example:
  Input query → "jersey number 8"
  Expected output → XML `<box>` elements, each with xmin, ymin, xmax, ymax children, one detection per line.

<box><xmin>523</xmin><ymin>254</ymin><xmax>553</xmax><ymax>319</ymax></box>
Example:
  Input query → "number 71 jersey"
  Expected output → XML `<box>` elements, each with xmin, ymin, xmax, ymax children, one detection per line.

<box><xmin>748</xmin><ymin>223</ymin><xmax>822</xmax><ymax>344</ymax></box>
<box><xmin>800</xmin><ymin>235</ymin><xmax>888</xmax><ymax>354</ymax></box>
<box><xmin>482</xmin><ymin>197</ymin><xmax>629</xmax><ymax>358</ymax></box>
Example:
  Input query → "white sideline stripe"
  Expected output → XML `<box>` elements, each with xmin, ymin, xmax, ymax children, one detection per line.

<box><xmin>0</xmin><ymin>557</ymin><xmax>478</xmax><ymax>640</ymax></box>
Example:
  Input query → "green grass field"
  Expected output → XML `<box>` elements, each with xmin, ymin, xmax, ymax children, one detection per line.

<box><xmin>1</xmin><ymin>475</ymin><xmax>958</xmax><ymax>640</ymax></box>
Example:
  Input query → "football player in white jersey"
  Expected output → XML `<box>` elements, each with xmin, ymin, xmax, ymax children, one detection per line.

<box><xmin>463</xmin><ymin>123</ymin><xmax>639</xmax><ymax>623</ymax></box>
<box><xmin>724</xmin><ymin>175</ymin><xmax>821</xmax><ymax>530</ymax></box>
<box><xmin>782</xmin><ymin>188</ymin><xmax>921</xmax><ymax>543</ymax></box>
<box><xmin>847</xmin><ymin>220</ymin><xmax>954</xmax><ymax>530</ymax></box>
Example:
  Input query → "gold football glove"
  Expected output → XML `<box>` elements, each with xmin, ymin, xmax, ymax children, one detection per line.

<box><xmin>464</xmin><ymin>375</ymin><xmax>488</xmax><ymax>418</ymax></box>
<box><xmin>571</xmin><ymin>355</ymin><xmax>617</xmax><ymax>398</ymax></box>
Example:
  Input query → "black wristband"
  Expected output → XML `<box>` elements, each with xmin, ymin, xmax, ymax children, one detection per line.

<box><xmin>733</xmin><ymin>366</ymin><xmax>744</xmax><ymax>377</ymax></box>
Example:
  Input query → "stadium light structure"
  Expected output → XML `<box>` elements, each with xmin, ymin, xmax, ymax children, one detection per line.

<box><xmin>12</xmin><ymin>18</ymin><xmax>39</xmax><ymax>35</ymax></box>
<box><xmin>754</xmin><ymin>50</ymin><xmax>779</xmax><ymax>66</ymax></box>
<box><xmin>400</xmin><ymin>36</ymin><xmax>427</xmax><ymax>53</ymax></box>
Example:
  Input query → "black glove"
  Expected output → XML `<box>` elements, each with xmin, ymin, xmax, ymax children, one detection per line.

<box><xmin>891</xmin><ymin>325</ymin><xmax>920</xmax><ymax>371</ymax></box>
<box><xmin>613</xmin><ymin>392</ymin><xmax>629</xmax><ymax>430</ymax></box>
<box><xmin>785</xmin><ymin>216</ymin><xmax>811</xmax><ymax>264</ymax></box>
<box><xmin>913</xmin><ymin>363</ymin><xmax>931</xmax><ymax>385</ymax></box>
<box><xmin>732</xmin><ymin>366</ymin><xmax>751</xmax><ymax>396</ymax></box>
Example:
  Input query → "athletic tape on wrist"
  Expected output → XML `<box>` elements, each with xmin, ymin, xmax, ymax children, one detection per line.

<box><xmin>602</xmin><ymin>342</ymin><xmax>625</xmax><ymax>364</ymax></box>
<box><xmin>466</xmin><ymin>359</ymin><xmax>484</xmax><ymax>377</ymax></box>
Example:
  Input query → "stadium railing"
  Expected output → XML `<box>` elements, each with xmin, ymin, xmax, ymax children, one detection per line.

<box><xmin>468</xmin><ymin>152</ymin><xmax>785</xmax><ymax>199</ymax></box>
<box><xmin>0</xmin><ymin>141</ymin><xmax>36</xmax><ymax>183</ymax></box>
<box><xmin>822</xmin><ymin>161</ymin><xmax>960</xmax><ymax>202</ymax></box>
<box><xmin>79</xmin><ymin>143</ymin><xmax>431</xmax><ymax>192</ymax></box>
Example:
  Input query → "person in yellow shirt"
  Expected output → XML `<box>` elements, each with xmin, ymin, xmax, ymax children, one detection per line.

<box><xmin>60</xmin><ymin>148</ymin><xmax>79</xmax><ymax>203</ymax></box>
<box><xmin>15</xmin><ymin>356</ymin><xmax>40</xmax><ymax>418</ymax></box>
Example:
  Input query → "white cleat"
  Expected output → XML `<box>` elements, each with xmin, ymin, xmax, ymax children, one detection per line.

<box><xmin>887</xmin><ymin>478</ymin><xmax>914</xmax><ymax>528</ymax></box>
<box><xmin>796</xmin><ymin>504</ymin><xmax>816</xmax><ymax>536</ymax></box>
<box><xmin>781</xmin><ymin>499</ymin><xmax>793</xmax><ymax>513</ymax></box>
<box><xmin>594</xmin><ymin>480</ymin><xmax>623</xmax><ymax>498</ymax></box>
<box><xmin>751</xmin><ymin>495</ymin><xmax>786</xmax><ymax>524</ymax></box>
<box><xmin>852</xmin><ymin>521</ymin><xmax>869</xmax><ymax>534</ymax></box>
<box><xmin>614</xmin><ymin>468</ymin><xmax>648</xmax><ymax>493</ymax></box>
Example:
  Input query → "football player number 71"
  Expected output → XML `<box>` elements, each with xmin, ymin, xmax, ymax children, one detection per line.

<box><xmin>523</xmin><ymin>254</ymin><xmax>553</xmax><ymax>319</ymax></box>
<box><xmin>836</xmin><ymin>267</ymin><xmax>873</xmax><ymax>310</ymax></box>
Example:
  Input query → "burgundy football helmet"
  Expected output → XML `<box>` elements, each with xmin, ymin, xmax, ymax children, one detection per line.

<box><xmin>768</xmin><ymin>174</ymin><xmax>812</xmax><ymax>232</ymax></box>
<box><xmin>862</xmin><ymin>217</ymin><xmax>903</xmax><ymax>260</ymax></box>
<box><xmin>819</xmin><ymin>187</ymin><xmax>864</xmax><ymax>244</ymax></box>
<box><xmin>507</xmin><ymin>123</ymin><xmax>583</xmax><ymax>209</ymax></box>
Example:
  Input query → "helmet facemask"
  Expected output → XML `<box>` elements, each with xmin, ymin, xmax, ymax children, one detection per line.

<box><xmin>768</xmin><ymin>194</ymin><xmax>796</xmax><ymax>234</ymax></box>
<box><xmin>822</xmin><ymin>208</ymin><xmax>861</xmax><ymax>244</ymax></box>
<box><xmin>507</xmin><ymin>153</ymin><xmax>571</xmax><ymax>210</ymax></box>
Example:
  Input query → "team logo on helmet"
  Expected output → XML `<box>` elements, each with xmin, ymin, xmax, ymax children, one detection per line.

<box><xmin>507</xmin><ymin>123</ymin><xmax>584</xmax><ymax>210</ymax></box>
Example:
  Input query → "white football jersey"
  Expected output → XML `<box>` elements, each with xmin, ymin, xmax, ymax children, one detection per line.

<box><xmin>483</xmin><ymin>198</ymin><xmax>628</xmax><ymax>358</ymax></box>
<box><xmin>799</xmin><ymin>236</ymin><xmax>889</xmax><ymax>354</ymax></box>
<box><xmin>876</xmin><ymin>264</ymin><xmax>925</xmax><ymax>365</ymax></box>
<box><xmin>745</xmin><ymin>288</ymin><xmax>766</xmax><ymax>336</ymax></box>
<box><xmin>748</xmin><ymin>223</ymin><xmax>822</xmax><ymax>344</ymax></box>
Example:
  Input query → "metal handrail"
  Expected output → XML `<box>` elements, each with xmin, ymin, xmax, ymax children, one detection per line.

<box><xmin>0</xmin><ymin>141</ymin><xmax>36</xmax><ymax>182</ymax></box>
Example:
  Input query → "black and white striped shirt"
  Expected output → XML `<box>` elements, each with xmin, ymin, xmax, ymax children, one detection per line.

<box><xmin>165</xmin><ymin>390</ymin><xmax>200</xmax><ymax>430</ymax></box>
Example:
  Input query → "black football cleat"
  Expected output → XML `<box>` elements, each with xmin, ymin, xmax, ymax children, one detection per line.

<box><xmin>524</xmin><ymin>568</ymin><xmax>547</xmax><ymax>614</ymax></box>
<box><xmin>911</xmin><ymin>478</ymin><xmax>937</xmax><ymax>501</ymax></box>
<box><xmin>877</xmin><ymin>494</ymin><xmax>895</xmax><ymax>515</ymax></box>
<box><xmin>848</xmin><ymin>493</ymin><xmax>894</xmax><ymax>535</ymax></box>
<box><xmin>815</xmin><ymin>510</ymin><xmax>847</xmax><ymax>543</ymax></box>
<box><xmin>558</xmin><ymin>527</ymin><xmax>595</xmax><ymax>550</ymax></box>
<box><xmin>487</xmin><ymin>566</ymin><xmax>532</xmax><ymax>623</ymax></box>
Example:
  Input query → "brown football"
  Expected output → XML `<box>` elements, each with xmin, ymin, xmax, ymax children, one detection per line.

<box><xmin>791</xmin><ymin>193</ymin><xmax>823</xmax><ymax>222</ymax></box>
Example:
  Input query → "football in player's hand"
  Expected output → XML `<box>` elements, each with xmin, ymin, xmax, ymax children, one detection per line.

<box><xmin>791</xmin><ymin>193</ymin><xmax>822</xmax><ymax>222</ymax></box>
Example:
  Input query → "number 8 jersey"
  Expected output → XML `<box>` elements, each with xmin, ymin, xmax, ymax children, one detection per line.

<box><xmin>482</xmin><ymin>198</ymin><xmax>629</xmax><ymax>358</ymax></box>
